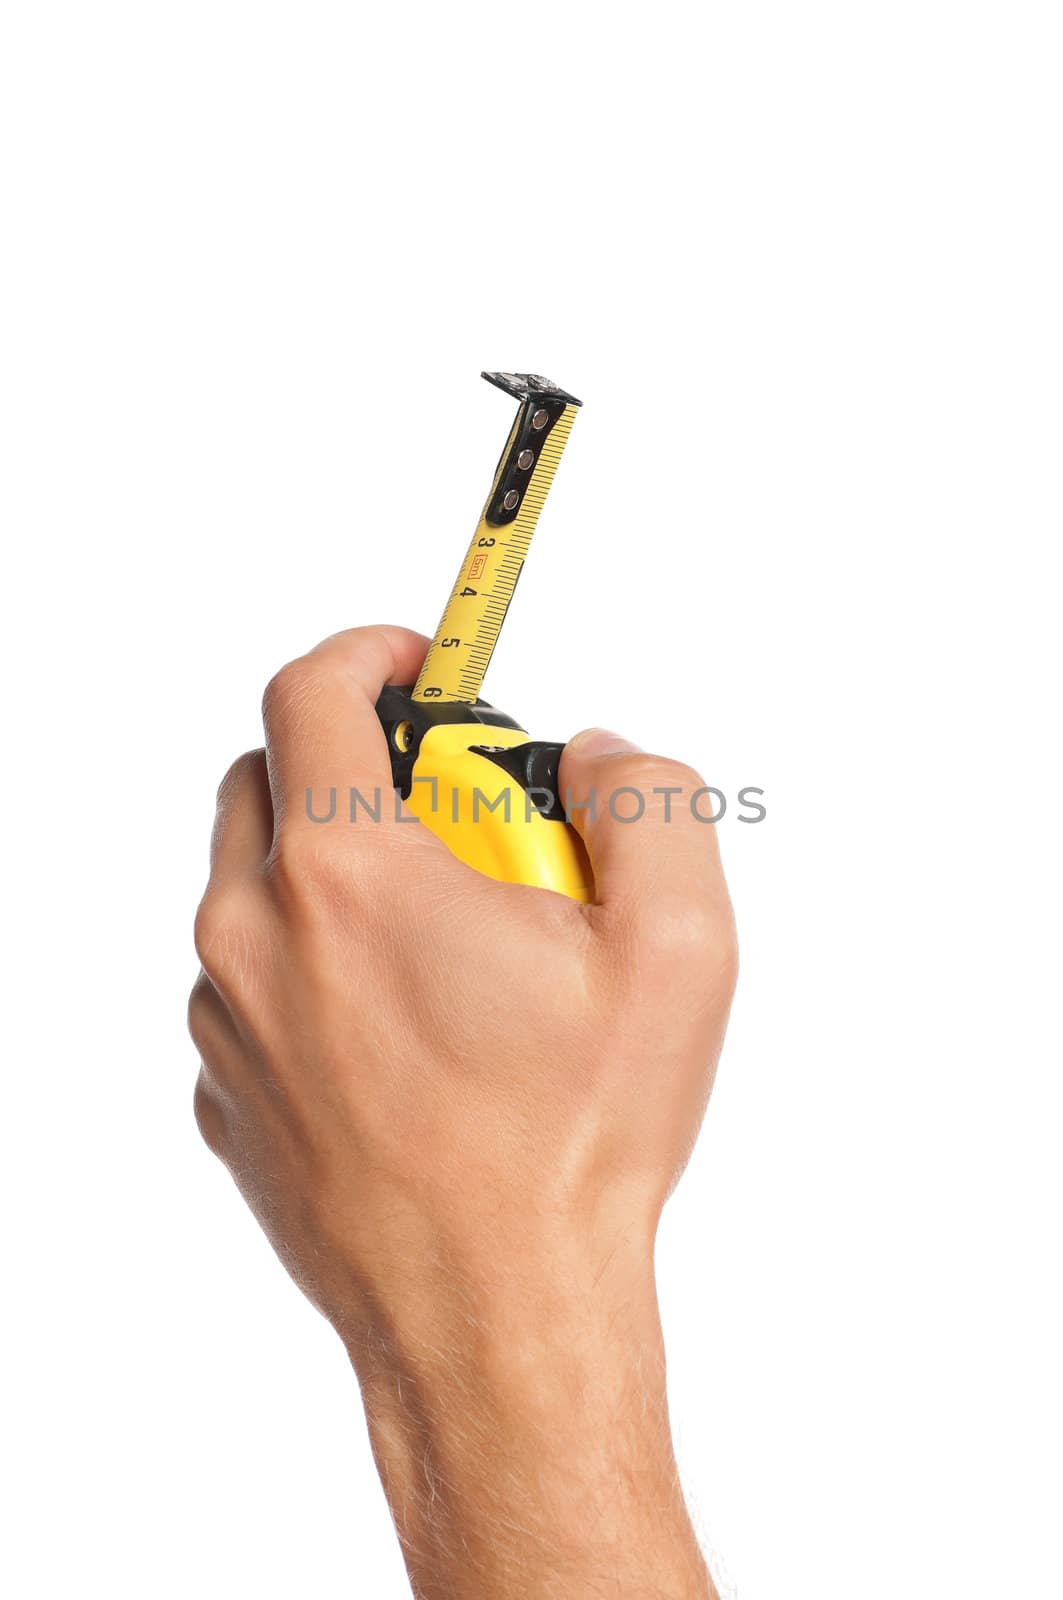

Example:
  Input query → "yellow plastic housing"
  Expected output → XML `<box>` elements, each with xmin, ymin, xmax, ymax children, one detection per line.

<box><xmin>404</xmin><ymin>723</ymin><xmax>593</xmax><ymax>903</ymax></box>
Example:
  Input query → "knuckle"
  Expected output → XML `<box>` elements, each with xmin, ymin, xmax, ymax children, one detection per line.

<box><xmin>600</xmin><ymin>754</ymin><xmax>706</xmax><ymax>810</ymax></box>
<box><xmin>262</xmin><ymin>660</ymin><xmax>305</xmax><ymax>723</ymax></box>
<box><xmin>642</xmin><ymin>894</ymin><xmax>735</xmax><ymax>971</ymax></box>
<box><xmin>217</xmin><ymin>748</ymin><xmax>266</xmax><ymax>805</ymax></box>
<box><xmin>265</xmin><ymin>826</ymin><xmax>359</xmax><ymax>911</ymax></box>
<box><xmin>641</xmin><ymin>755</ymin><xmax>706</xmax><ymax>801</ymax></box>
<box><xmin>193</xmin><ymin>885</ymin><xmax>255</xmax><ymax>984</ymax></box>
<box><xmin>604</xmin><ymin>751</ymin><xmax>670</xmax><ymax>789</ymax></box>
<box><xmin>265</xmin><ymin>825</ymin><xmax>317</xmax><ymax>890</ymax></box>
<box><xmin>186</xmin><ymin>973</ymin><xmax>214</xmax><ymax>1049</ymax></box>
<box><xmin>192</xmin><ymin>894</ymin><xmax>223</xmax><ymax>971</ymax></box>
<box><xmin>193</xmin><ymin>1070</ymin><xmax>226</xmax><ymax>1156</ymax></box>
<box><xmin>261</xmin><ymin>654</ymin><xmax>333</xmax><ymax>724</ymax></box>
<box><xmin>706</xmin><ymin>912</ymin><xmax>740</xmax><ymax>989</ymax></box>
<box><xmin>661</xmin><ymin>757</ymin><xmax>707</xmax><ymax>793</ymax></box>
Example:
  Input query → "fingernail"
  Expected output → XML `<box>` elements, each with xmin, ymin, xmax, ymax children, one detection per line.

<box><xmin>568</xmin><ymin>726</ymin><xmax>642</xmax><ymax>758</ymax></box>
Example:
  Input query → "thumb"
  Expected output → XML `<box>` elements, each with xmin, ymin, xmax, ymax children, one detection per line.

<box><xmin>558</xmin><ymin>728</ymin><xmax>728</xmax><ymax>918</ymax></box>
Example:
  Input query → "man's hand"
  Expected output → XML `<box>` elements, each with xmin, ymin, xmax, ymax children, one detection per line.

<box><xmin>189</xmin><ymin>625</ymin><xmax>738</xmax><ymax>1598</ymax></box>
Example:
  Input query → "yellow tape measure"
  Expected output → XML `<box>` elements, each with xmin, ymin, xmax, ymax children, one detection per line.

<box><xmin>377</xmin><ymin>371</ymin><xmax>593</xmax><ymax>902</ymax></box>
<box><xmin>413</xmin><ymin>372</ymin><xmax>581</xmax><ymax>703</ymax></box>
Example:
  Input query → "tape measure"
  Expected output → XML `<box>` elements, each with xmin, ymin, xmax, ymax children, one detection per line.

<box><xmin>376</xmin><ymin>371</ymin><xmax>594</xmax><ymax>902</ymax></box>
<box><xmin>412</xmin><ymin>372</ymin><xmax>581</xmax><ymax>704</ymax></box>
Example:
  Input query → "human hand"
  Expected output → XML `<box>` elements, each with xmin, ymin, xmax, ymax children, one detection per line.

<box><xmin>190</xmin><ymin>624</ymin><xmax>737</xmax><ymax>1598</ymax></box>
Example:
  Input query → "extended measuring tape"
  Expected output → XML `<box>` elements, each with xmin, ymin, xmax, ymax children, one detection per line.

<box><xmin>376</xmin><ymin>371</ymin><xmax>594</xmax><ymax>902</ymax></box>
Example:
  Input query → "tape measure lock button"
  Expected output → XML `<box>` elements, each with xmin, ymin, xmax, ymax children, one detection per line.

<box><xmin>470</xmin><ymin>742</ymin><xmax>568</xmax><ymax>822</ymax></box>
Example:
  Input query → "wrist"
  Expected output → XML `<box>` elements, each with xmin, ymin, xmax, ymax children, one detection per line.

<box><xmin>346</xmin><ymin>1226</ymin><xmax>713</xmax><ymax>1598</ymax></box>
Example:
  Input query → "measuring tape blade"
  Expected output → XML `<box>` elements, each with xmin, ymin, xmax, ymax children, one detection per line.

<box><xmin>412</xmin><ymin>372</ymin><xmax>581</xmax><ymax>703</ymax></box>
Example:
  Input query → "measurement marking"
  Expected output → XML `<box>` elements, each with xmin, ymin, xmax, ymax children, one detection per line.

<box><xmin>413</xmin><ymin>399</ymin><xmax>578</xmax><ymax>703</ymax></box>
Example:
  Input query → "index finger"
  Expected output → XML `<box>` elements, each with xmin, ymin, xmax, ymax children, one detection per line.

<box><xmin>262</xmin><ymin>624</ymin><xmax>430</xmax><ymax>830</ymax></box>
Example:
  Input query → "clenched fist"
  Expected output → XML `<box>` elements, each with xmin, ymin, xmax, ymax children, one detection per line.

<box><xmin>190</xmin><ymin>624</ymin><xmax>737</xmax><ymax>1599</ymax></box>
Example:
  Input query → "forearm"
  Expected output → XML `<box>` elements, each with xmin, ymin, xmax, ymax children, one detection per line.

<box><xmin>349</xmin><ymin>1237</ymin><xmax>715</xmax><ymax>1599</ymax></box>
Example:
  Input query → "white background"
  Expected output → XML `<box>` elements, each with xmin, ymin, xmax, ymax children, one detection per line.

<box><xmin>2</xmin><ymin>3</ymin><xmax>1060</xmax><ymax>1596</ymax></box>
